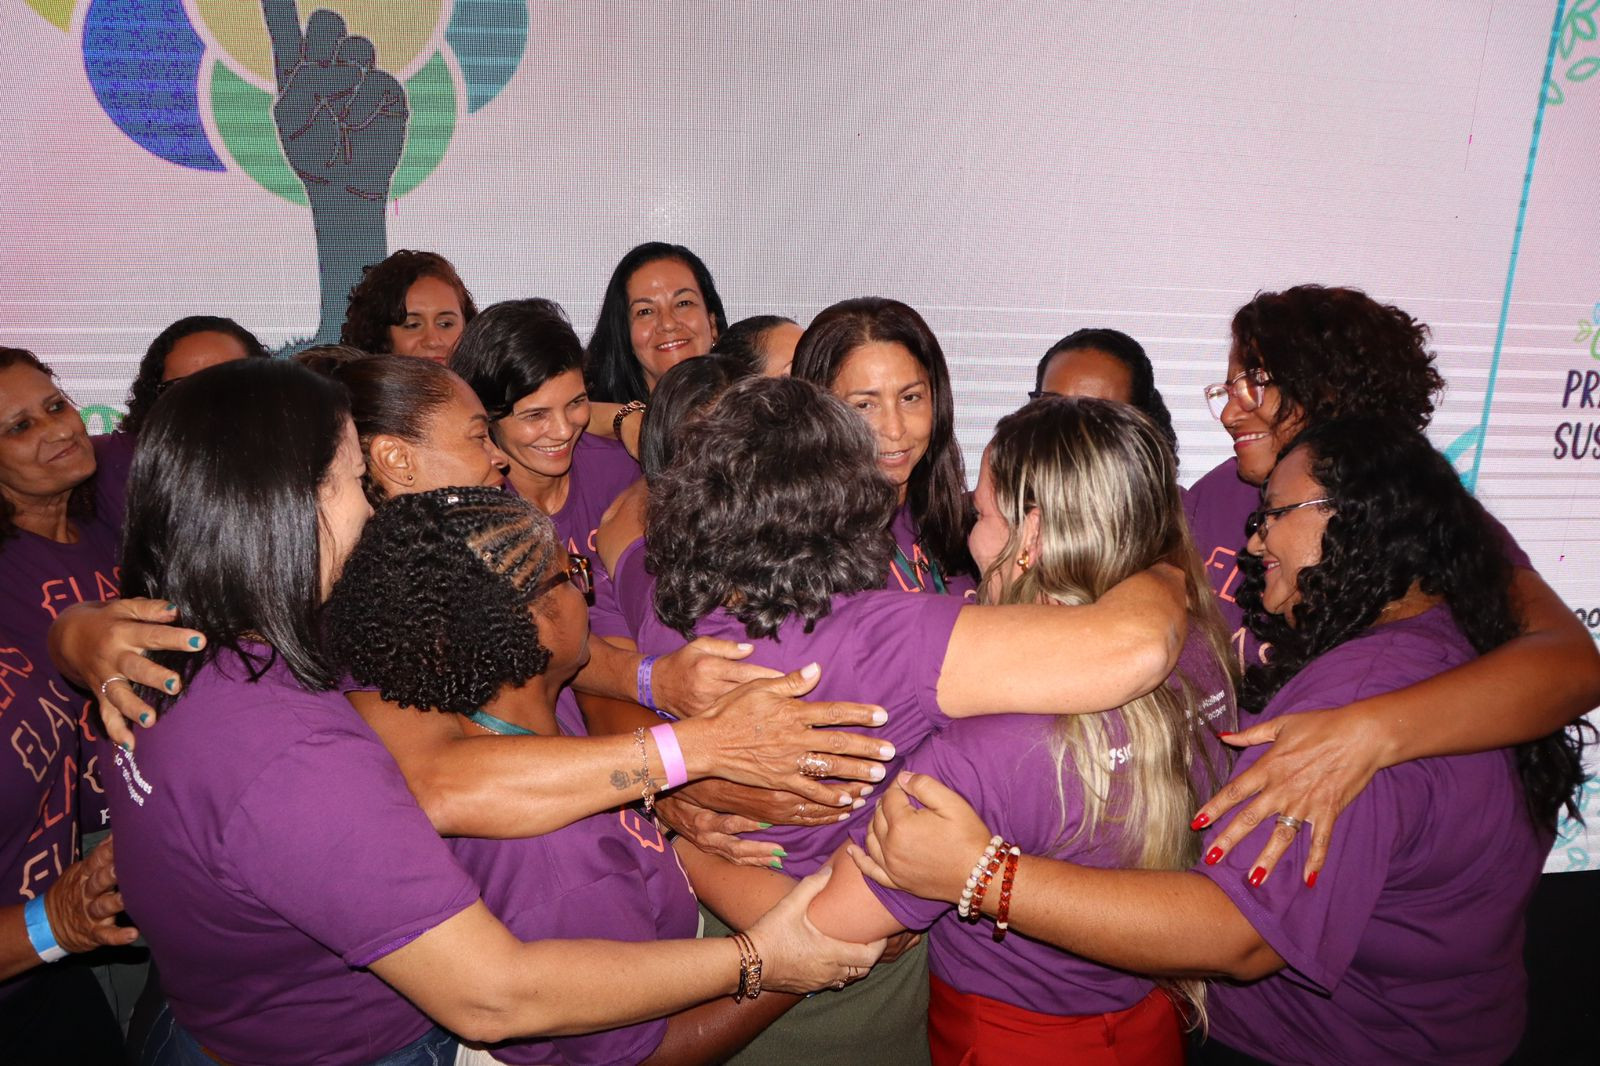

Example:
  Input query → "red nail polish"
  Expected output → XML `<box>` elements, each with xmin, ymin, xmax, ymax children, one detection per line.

<box><xmin>1249</xmin><ymin>866</ymin><xmax>1267</xmax><ymax>887</ymax></box>
<box><xmin>1190</xmin><ymin>812</ymin><xmax>1211</xmax><ymax>830</ymax></box>
<box><xmin>1306</xmin><ymin>871</ymin><xmax>1318</xmax><ymax>888</ymax></box>
<box><xmin>1204</xmin><ymin>847</ymin><xmax>1224</xmax><ymax>865</ymax></box>
<box><xmin>1217</xmin><ymin>730</ymin><xmax>1235</xmax><ymax>737</ymax></box>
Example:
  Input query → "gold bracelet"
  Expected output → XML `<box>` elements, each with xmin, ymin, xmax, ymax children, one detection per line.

<box><xmin>613</xmin><ymin>400</ymin><xmax>647</xmax><ymax>438</ymax></box>
<box><xmin>732</xmin><ymin>931</ymin><xmax>763</xmax><ymax>1001</ymax></box>
<box><xmin>632</xmin><ymin>727</ymin><xmax>658</xmax><ymax>814</ymax></box>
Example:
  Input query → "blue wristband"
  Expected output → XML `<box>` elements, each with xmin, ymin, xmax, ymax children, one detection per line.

<box><xmin>24</xmin><ymin>895</ymin><xmax>67</xmax><ymax>963</ymax></box>
<box><xmin>637</xmin><ymin>655</ymin><xmax>675</xmax><ymax>719</ymax></box>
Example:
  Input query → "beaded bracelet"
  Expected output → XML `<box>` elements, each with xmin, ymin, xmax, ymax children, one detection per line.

<box><xmin>957</xmin><ymin>835</ymin><xmax>1004</xmax><ymax>919</ymax></box>
<box><xmin>970</xmin><ymin>846</ymin><xmax>1006</xmax><ymax>917</ymax></box>
<box><xmin>993</xmin><ymin>845</ymin><xmax>1021</xmax><ymax>942</ymax></box>
<box><xmin>731</xmin><ymin>931</ymin><xmax>763</xmax><ymax>1001</ymax></box>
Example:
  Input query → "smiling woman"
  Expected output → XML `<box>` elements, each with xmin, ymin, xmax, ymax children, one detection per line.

<box><xmin>584</xmin><ymin>242</ymin><xmax>729</xmax><ymax>405</ymax></box>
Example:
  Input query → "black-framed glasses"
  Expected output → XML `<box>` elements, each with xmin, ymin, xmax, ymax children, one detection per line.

<box><xmin>1027</xmin><ymin>389</ymin><xmax>1050</xmax><ymax>401</ymax></box>
<box><xmin>532</xmin><ymin>552</ymin><xmax>594</xmax><ymax>606</ymax></box>
<box><xmin>1203</xmin><ymin>369</ymin><xmax>1271</xmax><ymax>419</ymax></box>
<box><xmin>1244</xmin><ymin>497</ymin><xmax>1332</xmax><ymax>539</ymax></box>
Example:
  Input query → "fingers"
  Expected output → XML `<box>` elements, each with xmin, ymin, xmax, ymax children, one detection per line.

<box><xmin>803</xmin><ymin>754</ymin><xmax>887</xmax><ymax>787</ymax></box>
<box><xmin>1240</xmin><ymin>816</ymin><xmax>1304</xmax><ymax>888</ymax></box>
<box><xmin>1190</xmin><ymin>763</ymin><xmax>1266</xmax><ymax>833</ymax></box>
<box><xmin>80</xmin><ymin>842</ymin><xmax>118</xmax><ymax>896</ymax></box>
<box><xmin>780</xmin><ymin>775</ymin><xmax>859</xmax><ymax>810</ymax></box>
<box><xmin>892</xmin><ymin>770</ymin><xmax>964</xmax><ymax>812</ymax></box>
<box><xmin>1219</xmin><ymin>720</ymin><xmax>1280</xmax><ymax>748</ymax></box>
<box><xmin>760</xmin><ymin>662</ymin><xmax>823</xmax><ymax>699</ymax></box>
<box><xmin>1303</xmin><ymin>824</ymin><xmax>1333</xmax><ymax>887</ymax></box>
<box><xmin>120</xmin><ymin>619</ymin><xmax>206</xmax><ymax>657</ymax></box>
<box><xmin>334</xmin><ymin>34</ymin><xmax>375</xmax><ymax>69</ymax></box>
<box><xmin>796</xmin><ymin>701</ymin><xmax>889</xmax><ymax>730</ymax></box>
<box><xmin>100</xmin><ymin>698</ymin><xmax>138</xmax><ymax>751</ymax></box>
<box><xmin>113</xmin><ymin>598</ymin><xmax>181</xmax><ymax>624</ymax></box>
<box><xmin>846</xmin><ymin>842</ymin><xmax>899</xmax><ymax>890</ymax></box>
<box><xmin>1200</xmin><ymin>792</ymin><xmax>1275</xmax><ymax>868</ymax></box>
<box><xmin>686</xmin><ymin>636</ymin><xmax>756</xmax><ymax>662</ymax></box>
<box><xmin>303</xmin><ymin>9</ymin><xmax>347</xmax><ymax>64</ymax></box>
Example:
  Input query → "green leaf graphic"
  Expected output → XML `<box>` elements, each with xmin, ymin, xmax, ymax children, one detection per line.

<box><xmin>1568</xmin><ymin>56</ymin><xmax>1600</xmax><ymax>81</ymax></box>
<box><xmin>1544</xmin><ymin>77</ymin><xmax>1567</xmax><ymax>105</ymax></box>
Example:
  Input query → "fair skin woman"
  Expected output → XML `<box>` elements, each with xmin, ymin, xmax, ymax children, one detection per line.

<box><xmin>54</xmin><ymin>368</ymin><xmax>890</xmax><ymax>839</ymax></box>
<box><xmin>627</xmin><ymin>257</ymin><xmax>719</xmax><ymax>390</ymax></box>
<box><xmin>832</xmin><ymin>341</ymin><xmax>930</xmax><ymax>507</ymax></box>
<box><xmin>493</xmin><ymin>366</ymin><xmax>592</xmax><ymax>517</ymax></box>
<box><xmin>389</xmin><ymin>274</ymin><xmax>465</xmax><ymax>363</ymax></box>
<box><xmin>0</xmin><ymin>360</ymin><xmax>137</xmax><ymax>983</ymax></box>
<box><xmin>1193</xmin><ymin>347</ymin><xmax>1600</xmax><ymax>884</ymax></box>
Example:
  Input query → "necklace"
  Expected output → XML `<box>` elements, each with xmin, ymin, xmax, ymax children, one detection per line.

<box><xmin>466</xmin><ymin>709</ymin><xmax>537</xmax><ymax>736</ymax></box>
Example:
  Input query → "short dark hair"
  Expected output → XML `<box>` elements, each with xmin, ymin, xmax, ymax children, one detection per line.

<box><xmin>791</xmin><ymin>297</ymin><xmax>973</xmax><ymax>580</ymax></box>
<box><xmin>341</xmin><ymin>249</ymin><xmax>478</xmax><ymax>354</ymax></box>
<box><xmin>1237</xmin><ymin>419</ymin><xmax>1587</xmax><ymax>827</ymax></box>
<box><xmin>0</xmin><ymin>347</ymin><xmax>96</xmax><ymax>541</ymax></box>
<box><xmin>1034</xmin><ymin>328</ymin><xmax>1178</xmax><ymax>459</ymax></box>
<box><xmin>584</xmin><ymin>243</ymin><xmax>728</xmax><ymax>404</ymax></box>
<box><xmin>639</xmin><ymin>354</ymin><xmax>756</xmax><ymax>480</ymax></box>
<box><xmin>711</xmin><ymin>315</ymin><xmax>798</xmax><ymax>376</ymax></box>
<box><xmin>648</xmin><ymin>376</ymin><xmax>896</xmax><ymax>639</ymax></box>
<box><xmin>1231</xmin><ymin>285</ymin><xmax>1444</xmax><ymax>432</ymax></box>
<box><xmin>449</xmin><ymin>299</ymin><xmax>583</xmax><ymax>422</ymax></box>
<box><xmin>120</xmin><ymin>359</ymin><xmax>352</xmax><ymax>700</ymax></box>
<box><xmin>120</xmin><ymin>316</ymin><xmax>269</xmax><ymax>436</ymax></box>
<box><xmin>312</xmin><ymin>354</ymin><xmax>463</xmax><ymax>505</ymax></box>
<box><xmin>325</xmin><ymin>487</ymin><xmax>558</xmax><ymax>715</ymax></box>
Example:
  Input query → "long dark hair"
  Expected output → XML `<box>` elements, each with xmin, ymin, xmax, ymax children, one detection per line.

<box><xmin>583</xmin><ymin>242</ymin><xmax>728</xmax><ymax>404</ymax></box>
<box><xmin>648</xmin><ymin>376</ymin><xmax>896</xmax><ymax>639</ymax></box>
<box><xmin>791</xmin><ymin>297</ymin><xmax>973</xmax><ymax>580</ymax></box>
<box><xmin>120</xmin><ymin>360</ymin><xmax>352</xmax><ymax>700</ymax></box>
<box><xmin>120</xmin><ymin>316</ymin><xmax>269</xmax><ymax>435</ymax></box>
<box><xmin>0</xmin><ymin>347</ymin><xmax>98</xmax><ymax>542</ymax></box>
<box><xmin>449</xmin><ymin>298</ymin><xmax>584</xmax><ymax>422</ymax></box>
<box><xmin>1232</xmin><ymin>285</ymin><xmax>1444</xmax><ymax>432</ymax></box>
<box><xmin>1035</xmin><ymin>328</ymin><xmax>1177</xmax><ymax>458</ymax></box>
<box><xmin>341</xmin><ymin>249</ymin><xmax>478</xmax><ymax>354</ymax></box>
<box><xmin>1237</xmin><ymin>419</ymin><xmax>1587</xmax><ymax>827</ymax></box>
<box><xmin>326</xmin><ymin>487</ymin><xmax>558</xmax><ymax>715</ymax></box>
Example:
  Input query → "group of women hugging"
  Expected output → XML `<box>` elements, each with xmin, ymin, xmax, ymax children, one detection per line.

<box><xmin>2</xmin><ymin>241</ymin><xmax>1596</xmax><ymax>1066</ymax></box>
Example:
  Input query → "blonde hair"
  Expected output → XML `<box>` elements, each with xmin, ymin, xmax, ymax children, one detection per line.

<box><xmin>982</xmin><ymin>397</ymin><xmax>1235</xmax><ymax>1022</ymax></box>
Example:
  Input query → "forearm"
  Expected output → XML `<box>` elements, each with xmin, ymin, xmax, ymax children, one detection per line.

<box><xmin>643</xmin><ymin>993</ymin><xmax>800</xmax><ymax>1066</ymax></box>
<box><xmin>577</xmin><ymin>686</ymin><xmax>658</xmax><ymax>736</ymax></box>
<box><xmin>571</xmin><ymin>637</ymin><xmax>643</xmax><ymax>703</ymax></box>
<box><xmin>980</xmin><ymin>860</ymin><xmax>1280</xmax><ymax>981</ymax></box>
<box><xmin>675</xmin><ymin>838</ymin><xmax>793</xmax><ymax>930</ymax></box>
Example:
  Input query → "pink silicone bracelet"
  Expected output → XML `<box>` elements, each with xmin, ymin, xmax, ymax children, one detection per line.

<box><xmin>650</xmin><ymin>723</ymin><xmax>689</xmax><ymax>789</ymax></box>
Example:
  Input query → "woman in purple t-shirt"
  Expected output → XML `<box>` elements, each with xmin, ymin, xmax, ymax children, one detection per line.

<box><xmin>793</xmin><ymin>297</ymin><xmax>977</xmax><ymax>598</ymax></box>
<box><xmin>1181</xmin><ymin>286</ymin><xmax>1600</xmax><ymax>898</ymax></box>
<box><xmin>852</xmin><ymin>419</ymin><xmax>1587</xmax><ymax>1066</ymax></box>
<box><xmin>109</xmin><ymin>359</ymin><xmax>882</xmax><ymax>1065</ymax></box>
<box><xmin>804</xmin><ymin>396</ymin><xmax>1233</xmax><ymax>1065</ymax></box>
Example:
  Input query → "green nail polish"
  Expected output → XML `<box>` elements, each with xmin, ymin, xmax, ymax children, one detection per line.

<box><xmin>771</xmin><ymin>846</ymin><xmax>788</xmax><ymax>858</ymax></box>
<box><xmin>164</xmin><ymin>678</ymin><xmax>177</xmax><ymax>692</ymax></box>
<box><xmin>768</xmin><ymin>858</ymin><xmax>784</xmax><ymax>870</ymax></box>
<box><xmin>187</xmin><ymin>636</ymin><xmax>202</xmax><ymax>649</ymax></box>
<box><xmin>139</xmin><ymin>713</ymin><xmax>150</xmax><ymax>725</ymax></box>
<box><xmin>757</xmin><ymin>822</ymin><xmax>772</xmax><ymax>829</ymax></box>
<box><xmin>164</xmin><ymin>602</ymin><xmax>176</xmax><ymax>611</ymax></box>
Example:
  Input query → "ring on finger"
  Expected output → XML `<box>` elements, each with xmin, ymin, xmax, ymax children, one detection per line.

<box><xmin>1275</xmin><ymin>814</ymin><xmax>1306</xmax><ymax>832</ymax></box>
<box><xmin>99</xmin><ymin>674</ymin><xmax>133</xmax><ymax>698</ymax></box>
<box><xmin>797</xmin><ymin>753</ymin><xmax>831</xmax><ymax>778</ymax></box>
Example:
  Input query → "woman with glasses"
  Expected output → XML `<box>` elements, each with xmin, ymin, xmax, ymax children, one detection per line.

<box><xmin>851</xmin><ymin>419</ymin><xmax>1586</xmax><ymax>1066</ymax></box>
<box><xmin>793</xmin><ymin>298</ymin><xmax>976</xmax><ymax>598</ymax></box>
<box><xmin>119</xmin><ymin>316</ymin><xmax>270</xmax><ymax>437</ymax></box>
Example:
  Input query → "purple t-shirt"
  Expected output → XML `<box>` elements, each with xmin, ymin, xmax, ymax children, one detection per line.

<box><xmin>633</xmin><ymin>588</ymin><xmax>966</xmax><ymax>875</ymax></box>
<box><xmin>587</xmin><ymin>539</ymin><xmax>636</xmax><ymax>642</ymax></box>
<box><xmin>859</xmin><ymin>629</ymin><xmax>1234</xmax><ymax>1014</ymax></box>
<box><xmin>1200</xmin><ymin>608</ymin><xmax>1546</xmax><ymax>1065</ymax></box>
<box><xmin>1184</xmin><ymin>457</ymin><xmax>1532</xmax><ymax>676</ymax></box>
<box><xmin>0</xmin><ymin>436</ymin><xmax>126</xmax><ymax>1003</ymax></box>
<box><xmin>108</xmin><ymin>647</ymin><xmax>480</xmax><ymax>1065</ymax></box>
<box><xmin>541</xmin><ymin>433</ymin><xmax>640</xmax><ymax>559</ymax></box>
<box><xmin>887</xmin><ymin>505</ymin><xmax>977</xmax><ymax>601</ymax></box>
<box><xmin>450</xmin><ymin>807</ymin><xmax>698</xmax><ymax>1065</ymax></box>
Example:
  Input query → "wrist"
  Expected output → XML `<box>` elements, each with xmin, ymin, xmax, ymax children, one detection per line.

<box><xmin>672</xmin><ymin>717</ymin><xmax>719</xmax><ymax>780</ymax></box>
<box><xmin>1350</xmin><ymin>698</ymin><xmax>1406</xmax><ymax>769</ymax></box>
<box><xmin>25</xmin><ymin>895</ymin><xmax>67</xmax><ymax>963</ymax></box>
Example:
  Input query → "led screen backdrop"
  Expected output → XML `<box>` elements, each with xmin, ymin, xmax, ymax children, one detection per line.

<box><xmin>3</xmin><ymin>0</ymin><xmax>1597</xmax><ymax>866</ymax></box>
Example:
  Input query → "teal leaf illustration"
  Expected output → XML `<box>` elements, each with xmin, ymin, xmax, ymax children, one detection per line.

<box><xmin>1579</xmin><ymin>320</ymin><xmax>1595</xmax><ymax>343</ymax></box>
<box><xmin>1544</xmin><ymin>77</ymin><xmax>1566</xmax><ymax>105</ymax></box>
<box><xmin>1443</xmin><ymin>426</ymin><xmax>1483</xmax><ymax>476</ymax></box>
<box><xmin>1568</xmin><ymin>56</ymin><xmax>1600</xmax><ymax>81</ymax></box>
<box><xmin>1562</xmin><ymin>3</ymin><xmax>1598</xmax><ymax>57</ymax></box>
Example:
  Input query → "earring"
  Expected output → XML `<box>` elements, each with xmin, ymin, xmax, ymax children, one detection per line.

<box><xmin>1017</xmin><ymin>549</ymin><xmax>1031</xmax><ymax>571</ymax></box>
<box><xmin>404</xmin><ymin>473</ymin><xmax>415</xmax><ymax>484</ymax></box>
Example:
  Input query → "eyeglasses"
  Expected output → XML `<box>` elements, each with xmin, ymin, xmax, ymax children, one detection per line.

<box><xmin>1244</xmin><ymin>498</ymin><xmax>1332</xmax><ymax>539</ymax></box>
<box><xmin>1203</xmin><ymin>369</ymin><xmax>1271</xmax><ymax>420</ymax></box>
<box><xmin>531</xmin><ymin>552</ymin><xmax>594</xmax><ymax>606</ymax></box>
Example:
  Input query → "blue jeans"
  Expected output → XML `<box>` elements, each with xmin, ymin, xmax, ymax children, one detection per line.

<box><xmin>138</xmin><ymin>999</ymin><xmax>457</xmax><ymax>1066</ymax></box>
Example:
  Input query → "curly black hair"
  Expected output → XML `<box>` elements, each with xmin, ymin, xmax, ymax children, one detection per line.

<box><xmin>120</xmin><ymin>316</ymin><xmax>269</xmax><ymax>435</ymax></box>
<box><xmin>1034</xmin><ymin>328</ymin><xmax>1178</xmax><ymax>459</ymax></box>
<box><xmin>1236</xmin><ymin>419</ymin><xmax>1587</xmax><ymax>828</ymax></box>
<box><xmin>792</xmin><ymin>296</ymin><xmax>975</xmax><ymax>582</ymax></box>
<box><xmin>340</xmin><ymin>250</ymin><xmax>478</xmax><ymax>354</ymax></box>
<box><xmin>1232</xmin><ymin>285</ymin><xmax>1445</xmax><ymax>432</ymax></box>
<box><xmin>647</xmin><ymin>376</ymin><xmax>896</xmax><ymax>639</ymax></box>
<box><xmin>324</xmin><ymin>486</ymin><xmax>558</xmax><ymax>715</ymax></box>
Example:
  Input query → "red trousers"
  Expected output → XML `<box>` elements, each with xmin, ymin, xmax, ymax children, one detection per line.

<box><xmin>927</xmin><ymin>974</ymin><xmax>1184</xmax><ymax>1066</ymax></box>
